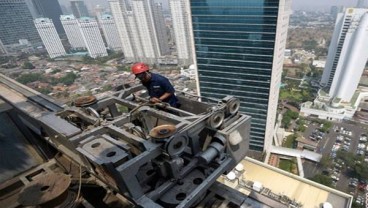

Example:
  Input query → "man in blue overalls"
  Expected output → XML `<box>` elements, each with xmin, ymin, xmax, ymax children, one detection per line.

<box><xmin>131</xmin><ymin>62</ymin><xmax>179</xmax><ymax>108</ymax></box>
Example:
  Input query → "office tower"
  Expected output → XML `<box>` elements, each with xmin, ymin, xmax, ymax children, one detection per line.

<box><xmin>25</xmin><ymin>0</ymin><xmax>65</xmax><ymax>34</ymax></box>
<box><xmin>0</xmin><ymin>40</ymin><xmax>7</xmax><ymax>55</ymax></box>
<box><xmin>357</xmin><ymin>0</ymin><xmax>365</xmax><ymax>8</ymax></box>
<box><xmin>0</xmin><ymin>0</ymin><xmax>41</xmax><ymax>45</ymax></box>
<box><xmin>78</xmin><ymin>17</ymin><xmax>108</xmax><ymax>58</ymax></box>
<box><xmin>190</xmin><ymin>0</ymin><xmax>292</xmax><ymax>151</ymax></box>
<box><xmin>60</xmin><ymin>15</ymin><xmax>86</xmax><ymax>49</ymax></box>
<box><xmin>34</xmin><ymin>18</ymin><xmax>66</xmax><ymax>58</ymax></box>
<box><xmin>152</xmin><ymin>3</ymin><xmax>170</xmax><ymax>56</ymax></box>
<box><xmin>70</xmin><ymin>0</ymin><xmax>89</xmax><ymax>18</ymax></box>
<box><xmin>321</xmin><ymin>8</ymin><xmax>368</xmax><ymax>102</ymax></box>
<box><xmin>109</xmin><ymin>0</ymin><xmax>136</xmax><ymax>61</ymax></box>
<box><xmin>169</xmin><ymin>0</ymin><xmax>192</xmax><ymax>65</ymax></box>
<box><xmin>99</xmin><ymin>14</ymin><xmax>123</xmax><ymax>51</ymax></box>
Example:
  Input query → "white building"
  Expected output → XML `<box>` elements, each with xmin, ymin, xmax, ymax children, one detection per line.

<box><xmin>132</xmin><ymin>0</ymin><xmax>159</xmax><ymax>63</ymax></box>
<box><xmin>109</xmin><ymin>0</ymin><xmax>136</xmax><ymax>61</ymax></box>
<box><xmin>152</xmin><ymin>3</ymin><xmax>170</xmax><ymax>56</ymax></box>
<box><xmin>34</xmin><ymin>18</ymin><xmax>66</xmax><ymax>58</ymax></box>
<box><xmin>60</xmin><ymin>15</ymin><xmax>86</xmax><ymax>49</ymax></box>
<box><xmin>78</xmin><ymin>17</ymin><xmax>108</xmax><ymax>58</ymax></box>
<box><xmin>321</xmin><ymin>8</ymin><xmax>368</xmax><ymax>102</ymax></box>
<box><xmin>109</xmin><ymin>0</ymin><xmax>170</xmax><ymax>64</ymax></box>
<box><xmin>99</xmin><ymin>14</ymin><xmax>123</xmax><ymax>51</ymax></box>
<box><xmin>169</xmin><ymin>0</ymin><xmax>192</xmax><ymax>65</ymax></box>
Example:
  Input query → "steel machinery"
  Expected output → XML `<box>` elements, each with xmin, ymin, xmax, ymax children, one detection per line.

<box><xmin>0</xmin><ymin>75</ymin><xmax>252</xmax><ymax>208</ymax></box>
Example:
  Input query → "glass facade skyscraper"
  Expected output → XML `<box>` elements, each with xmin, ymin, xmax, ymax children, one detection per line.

<box><xmin>190</xmin><ymin>0</ymin><xmax>291</xmax><ymax>151</ymax></box>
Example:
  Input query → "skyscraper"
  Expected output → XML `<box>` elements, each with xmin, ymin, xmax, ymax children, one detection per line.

<box><xmin>169</xmin><ymin>0</ymin><xmax>192</xmax><ymax>65</ymax></box>
<box><xmin>109</xmin><ymin>0</ymin><xmax>136</xmax><ymax>61</ymax></box>
<box><xmin>34</xmin><ymin>18</ymin><xmax>66</xmax><ymax>58</ymax></box>
<box><xmin>70</xmin><ymin>0</ymin><xmax>89</xmax><ymax>18</ymax></box>
<box><xmin>131</xmin><ymin>0</ymin><xmax>162</xmax><ymax>63</ymax></box>
<box><xmin>60</xmin><ymin>15</ymin><xmax>86</xmax><ymax>49</ymax></box>
<box><xmin>25</xmin><ymin>0</ymin><xmax>65</xmax><ymax>34</ymax></box>
<box><xmin>109</xmin><ymin>0</ymin><xmax>170</xmax><ymax>64</ymax></box>
<box><xmin>0</xmin><ymin>0</ymin><xmax>41</xmax><ymax>45</ymax></box>
<box><xmin>152</xmin><ymin>3</ymin><xmax>170</xmax><ymax>56</ymax></box>
<box><xmin>321</xmin><ymin>8</ymin><xmax>368</xmax><ymax>102</ymax></box>
<box><xmin>99</xmin><ymin>14</ymin><xmax>123</xmax><ymax>51</ymax></box>
<box><xmin>190</xmin><ymin>0</ymin><xmax>291</xmax><ymax>151</ymax></box>
<box><xmin>78</xmin><ymin>17</ymin><xmax>108</xmax><ymax>58</ymax></box>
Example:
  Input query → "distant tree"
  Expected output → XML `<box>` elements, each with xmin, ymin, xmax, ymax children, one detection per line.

<box><xmin>22</xmin><ymin>62</ymin><xmax>35</xmax><ymax>69</ymax></box>
<box><xmin>302</xmin><ymin>39</ymin><xmax>318</xmax><ymax>51</ymax></box>
<box><xmin>16</xmin><ymin>73</ymin><xmax>44</xmax><ymax>84</ymax></box>
<box><xmin>59</xmin><ymin>72</ymin><xmax>77</xmax><ymax>86</ymax></box>
<box><xmin>309</xmin><ymin>174</ymin><xmax>332</xmax><ymax>187</ymax></box>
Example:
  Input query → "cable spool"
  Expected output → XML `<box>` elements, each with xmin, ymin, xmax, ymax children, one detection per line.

<box><xmin>165</xmin><ymin>135</ymin><xmax>188</xmax><ymax>156</ymax></box>
<box><xmin>225</xmin><ymin>98</ymin><xmax>240</xmax><ymax>116</ymax></box>
<box><xmin>207</xmin><ymin>111</ymin><xmax>224</xmax><ymax>129</ymax></box>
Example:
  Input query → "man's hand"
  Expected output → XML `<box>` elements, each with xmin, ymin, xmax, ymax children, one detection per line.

<box><xmin>150</xmin><ymin>97</ymin><xmax>161</xmax><ymax>103</ymax></box>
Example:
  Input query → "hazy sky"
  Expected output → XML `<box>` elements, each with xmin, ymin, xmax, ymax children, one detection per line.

<box><xmin>59</xmin><ymin>0</ymin><xmax>363</xmax><ymax>12</ymax></box>
<box><xmin>292</xmin><ymin>0</ymin><xmax>361</xmax><ymax>11</ymax></box>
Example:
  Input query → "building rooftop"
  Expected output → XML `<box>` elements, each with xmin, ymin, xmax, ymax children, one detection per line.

<box><xmin>240</xmin><ymin>157</ymin><xmax>353</xmax><ymax>208</ymax></box>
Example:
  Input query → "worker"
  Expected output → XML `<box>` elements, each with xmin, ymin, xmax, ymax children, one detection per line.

<box><xmin>131</xmin><ymin>62</ymin><xmax>179</xmax><ymax>108</ymax></box>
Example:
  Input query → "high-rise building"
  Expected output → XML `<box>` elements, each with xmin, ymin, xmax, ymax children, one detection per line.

<box><xmin>152</xmin><ymin>3</ymin><xmax>170</xmax><ymax>56</ymax></box>
<box><xmin>190</xmin><ymin>0</ymin><xmax>291</xmax><ymax>151</ymax></box>
<box><xmin>0</xmin><ymin>0</ymin><xmax>41</xmax><ymax>45</ymax></box>
<box><xmin>321</xmin><ymin>8</ymin><xmax>368</xmax><ymax>102</ymax></box>
<box><xmin>78</xmin><ymin>17</ymin><xmax>108</xmax><ymax>58</ymax></box>
<box><xmin>357</xmin><ymin>0</ymin><xmax>365</xmax><ymax>8</ymax></box>
<box><xmin>25</xmin><ymin>0</ymin><xmax>65</xmax><ymax>34</ymax></box>
<box><xmin>34</xmin><ymin>18</ymin><xmax>66</xmax><ymax>58</ymax></box>
<box><xmin>169</xmin><ymin>0</ymin><xmax>192</xmax><ymax>65</ymax></box>
<box><xmin>99</xmin><ymin>14</ymin><xmax>123</xmax><ymax>51</ymax></box>
<box><xmin>70</xmin><ymin>0</ymin><xmax>89</xmax><ymax>18</ymax></box>
<box><xmin>0</xmin><ymin>39</ymin><xmax>7</xmax><ymax>55</ymax></box>
<box><xmin>131</xmin><ymin>0</ymin><xmax>160</xmax><ymax>63</ymax></box>
<box><xmin>109</xmin><ymin>0</ymin><xmax>136</xmax><ymax>61</ymax></box>
<box><xmin>109</xmin><ymin>0</ymin><xmax>170</xmax><ymax>64</ymax></box>
<box><xmin>60</xmin><ymin>15</ymin><xmax>86</xmax><ymax>49</ymax></box>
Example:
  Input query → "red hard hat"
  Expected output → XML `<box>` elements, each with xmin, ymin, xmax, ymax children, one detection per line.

<box><xmin>131</xmin><ymin>62</ymin><xmax>149</xmax><ymax>75</ymax></box>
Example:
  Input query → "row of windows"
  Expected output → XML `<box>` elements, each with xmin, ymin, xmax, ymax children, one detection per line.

<box><xmin>191</xmin><ymin>8</ymin><xmax>279</xmax><ymax>16</ymax></box>
<box><xmin>191</xmin><ymin>0</ymin><xmax>281</xmax><ymax>7</ymax></box>
<box><xmin>201</xmin><ymin>91</ymin><xmax>270</xmax><ymax>108</ymax></box>
<box><xmin>193</xmin><ymin>22</ymin><xmax>277</xmax><ymax>32</ymax></box>
<box><xmin>198</xmin><ymin>64</ymin><xmax>272</xmax><ymax>74</ymax></box>
<box><xmin>197</xmin><ymin>58</ymin><xmax>273</xmax><ymax>68</ymax></box>
<box><xmin>194</xmin><ymin>37</ymin><xmax>276</xmax><ymax>48</ymax></box>
<box><xmin>196</xmin><ymin>45</ymin><xmax>274</xmax><ymax>56</ymax></box>
<box><xmin>200</xmin><ymin>86</ymin><xmax>269</xmax><ymax>102</ymax></box>
<box><xmin>199</xmin><ymin>71</ymin><xmax>271</xmax><ymax>82</ymax></box>
<box><xmin>193</xmin><ymin>16</ymin><xmax>278</xmax><ymax>24</ymax></box>
<box><xmin>200</xmin><ymin>81</ymin><xmax>270</xmax><ymax>93</ymax></box>
<box><xmin>194</xmin><ymin>31</ymin><xmax>276</xmax><ymax>41</ymax></box>
<box><xmin>199</xmin><ymin>67</ymin><xmax>272</xmax><ymax>77</ymax></box>
<box><xmin>196</xmin><ymin>51</ymin><xmax>274</xmax><ymax>62</ymax></box>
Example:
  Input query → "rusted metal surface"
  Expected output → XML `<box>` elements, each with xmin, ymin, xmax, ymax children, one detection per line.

<box><xmin>74</xmin><ymin>95</ymin><xmax>97</xmax><ymax>107</ymax></box>
<box><xmin>149</xmin><ymin>124</ymin><xmax>177</xmax><ymax>139</ymax></box>
<box><xmin>18</xmin><ymin>173</ymin><xmax>71</xmax><ymax>206</ymax></box>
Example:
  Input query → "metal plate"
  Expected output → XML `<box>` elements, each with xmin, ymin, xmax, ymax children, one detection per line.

<box><xmin>18</xmin><ymin>173</ymin><xmax>71</xmax><ymax>206</ymax></box>
<box><xmin>149</xmin><ymin>125</ymin><xmax>177</xmax><ymax>139</ymax></box>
